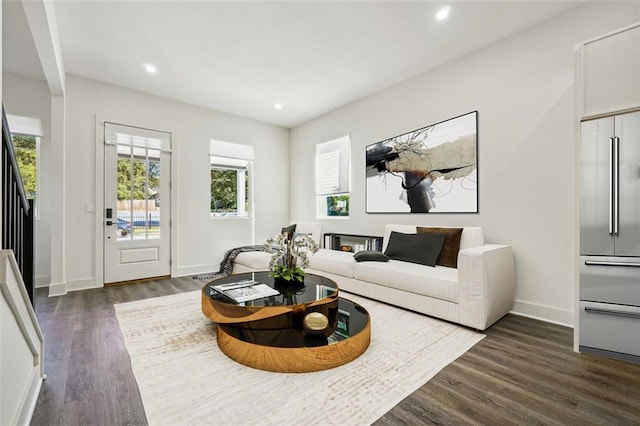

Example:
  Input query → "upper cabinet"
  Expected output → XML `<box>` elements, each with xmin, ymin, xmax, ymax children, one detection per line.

<box><xmin>578</xmin><ymin>23</ymin><xmax>640</xmax><ymax>119</ymax></box>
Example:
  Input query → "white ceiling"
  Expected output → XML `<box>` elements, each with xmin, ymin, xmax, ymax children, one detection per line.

<box><xmin>3</xmin><ymin>1</ymin><xmax>582</xmax><ymax>128</ymax></box>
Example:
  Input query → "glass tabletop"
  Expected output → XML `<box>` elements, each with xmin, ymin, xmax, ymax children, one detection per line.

<box><xmin>205</xmin><ymin>271</ymin><xmax>339</xmax><ymax>307</ymax></box>
<box><xmin>218</xmin><ymin>298</ymin><xmax>370</xmax><ymax>348</ymax></box>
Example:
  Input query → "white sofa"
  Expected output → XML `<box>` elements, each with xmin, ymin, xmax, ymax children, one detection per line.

<box><xmin>233</xmin><ymin>224</ymin><xmax>515</xmax><ymax>331</ymax></box>
<box><xmin>231</xmin><ymin>223</ymin><xmax>324</xmax><ymax>273</ymax></box>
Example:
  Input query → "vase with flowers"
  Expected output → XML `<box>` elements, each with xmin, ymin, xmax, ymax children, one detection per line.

<box><xmin>264</xmin><ymin>231</ymin><xmax>319</xmax><ymax>285</ymax></box>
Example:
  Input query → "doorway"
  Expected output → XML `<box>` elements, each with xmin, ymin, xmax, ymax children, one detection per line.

<box><xmin>102</xmin><ymin>122</ymin><xmax>171</xmax><ymax>284</ymax></box>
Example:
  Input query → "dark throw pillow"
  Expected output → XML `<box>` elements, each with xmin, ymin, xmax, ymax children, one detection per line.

<box><xmin>281</xmin><ymin>224</ymin><xmax>297</xmax><ymax>241</ymax></box>
<box><xmin>383</xmin><ymin>231</ymin><xmax>446</xmax><ymax>267</ymax></box>
<box><xmin>353</xmin><ymin>251</ymin><xmax>390</xmax><ymax>262</ymax></box>
<box><xmin>417</xmin><ymin>227</ymin><xmax>463</xmax><ymax>268</ymax></box>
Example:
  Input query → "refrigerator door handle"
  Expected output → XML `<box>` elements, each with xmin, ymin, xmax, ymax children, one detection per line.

<box><xmin>613</xmin><ymin>136</ymin><xmax>620</xmax><ymax>236</ymax></box>
<box><xmin>585</xmin><ymin>306</ymin><xmax>640</xmax><ymax>319</ymax></box>
<box><xmin>585</xmin><ymin>260</ymin><xmax>640</xmax><ymax>267</ymax></box>
<box><xmin>609</xmin><ymin>137</ymin><xmax>614</xmax><ymax>235</ymax></box>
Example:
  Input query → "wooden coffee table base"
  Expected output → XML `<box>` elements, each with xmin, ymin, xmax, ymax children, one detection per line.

<box><xmin>216</xmin><ymin>320</ymin><xmax>371</xmax><ymax>373</ymax></box>
<box><xmin>202</xmin><ymin>274</ymin><xmax>370</xmax><ymax>372</ymax></box>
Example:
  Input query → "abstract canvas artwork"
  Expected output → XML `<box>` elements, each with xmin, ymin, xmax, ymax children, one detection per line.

<box><xmin>366</xmin><ymin>111</ymin><xmax>478</xmax><ymax>213</ymax></box>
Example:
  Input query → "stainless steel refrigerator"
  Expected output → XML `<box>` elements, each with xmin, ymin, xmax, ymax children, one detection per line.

<box><xmin>580</xmin><ymin>110</ymin><xmax>640</xmax><ymax>363</ymax></box>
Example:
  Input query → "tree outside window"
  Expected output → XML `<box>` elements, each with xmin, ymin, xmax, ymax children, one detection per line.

<box><xmin>117</xmin><ymin>156</ymin><xmax>160</xmax><ymax>201</ymax></box>
<box><xmin>210</xmin><ymin>156</ymin><xmax>250</xmax><ymax>217</ymax></box>
<box><xmin>12</xmin><ymin>134</ymin><xmax>38</xmax><ymax>201</ymax></box>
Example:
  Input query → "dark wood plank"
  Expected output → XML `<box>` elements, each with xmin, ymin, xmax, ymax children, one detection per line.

<box><xmin>375</xmin><ymin>315</ymin><xmax>640</xmax><ymax>425</ymax></box>
<box><xmin>30</xmin><ymin>277</ymin><xmax>201</xmax><ymax>426</ymax></box>
<box><xmin>30</xmin><ymin>278</ymin><xmax>640</xmax><ymax>425</ymax></box>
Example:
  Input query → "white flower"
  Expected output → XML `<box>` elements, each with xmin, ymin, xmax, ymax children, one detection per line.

<box><xmin>264</xmin><ymin>232</ymin><xmax>319</xmax><ymax>280</ymax></box>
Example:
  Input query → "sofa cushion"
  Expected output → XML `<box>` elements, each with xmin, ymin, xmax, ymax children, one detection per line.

<box><xmin>382</xmin><ymin>225</ymin><xmax>418</xmax><ymax>252</ymax></box>
<box><xmin>384</xmin><ymin>231</ymin><xmax>446</xmax><ymax>267</ymax></box>
<box><xmin>309</xmin><ymin>249</ymin><xmax>356</xmax><ymax>278</ymax></box>
<box><xmin>233</xmin><ymin>251</ymin><xmax>271</xmax><ymax>270</ymax></box>
<box><xmin>291</xmin><ymin>222</ymin><xmax>323</xmax><ymax>245</ymax></box>
<box><xmin>458</xmin><ymin>227</ymin><xmax>484</xmax><ymax>249</ymax></box>
<box><xmin>353</xmin><ymin>260</ymin><xmax>459</xmax><ymax>303</ymax></box>
<box><xmin>382</xmin><ymin>225</ymin><xmax>484</xmax><ymax>252</ymax></box>
<box><xmin>417</xmin><ymin>227</ymin><xmax>463</xmax><ymax>268</ymax></box>
<box><xmin>353</xmin><ymin>251</ymin><xmax>389</xmax><ymax>262</ymax></box>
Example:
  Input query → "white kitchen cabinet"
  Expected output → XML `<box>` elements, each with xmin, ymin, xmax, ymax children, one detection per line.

<box><xmin>580</xmin><ymin>23</ymin><xmax>640</xmax><ymax>118</ymax></box>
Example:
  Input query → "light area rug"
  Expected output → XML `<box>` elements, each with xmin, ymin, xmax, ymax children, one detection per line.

<box><xmin>115</xmin><ymin>290</ymin><xmax>484</xmax><ymax>426</ymax></box>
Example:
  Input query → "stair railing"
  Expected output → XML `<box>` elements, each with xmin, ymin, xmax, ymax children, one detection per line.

<box><xmin>2</xmin><ymin>106</ymin><xmax>35</xmax><ymax>304</ymax></box>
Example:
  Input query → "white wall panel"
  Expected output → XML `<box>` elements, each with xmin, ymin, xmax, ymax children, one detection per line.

<box><xmin>63</xmin><ymin>75</ymin><xmax>289</xmax><ymax>284</ymax></box>
<box><xmin>289</xmin><ymin>2</ymin><xmax>640</xmax><ymax>326</ymax></box>
<box><xmin>2</xmin><ymin>73</ymin><xmax>53</xmax><ymax>288</ymax></box>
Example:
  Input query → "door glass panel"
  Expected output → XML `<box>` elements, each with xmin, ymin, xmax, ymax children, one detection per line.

<box><xmin>116</xmin><ymin>145</ymin><xmax>161</xmax><ymax>240</ymax></box>
<box><xmin>147</xmin><ymin>149</ymin><xmax>161</xmax><ymax>238</ymax></box>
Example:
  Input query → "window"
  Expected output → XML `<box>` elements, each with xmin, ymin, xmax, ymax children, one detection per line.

<box><xmin>7</xmin><ymin>114</ymin><xmax>43</xmax><ymax>218</ymax></box>
<box><xmin>210</xmin><ymin>140</ymin><xmax>254</xmax><ymax>218</ymax></box>
<box><xmin>105</xmin><ymin>122</ymin><xmax>171</xmax><ymax>240</ymax></box>
<box><xmin>316</xmin><ymin>136</ymin><xmax>350</xmax><ymax>218</ymax></box>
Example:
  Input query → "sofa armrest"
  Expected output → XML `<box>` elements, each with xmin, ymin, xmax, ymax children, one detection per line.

<box><xmin>457</xmin><ymin>244</ymin><xmax>515</xmax><ymax>330</ymax></box>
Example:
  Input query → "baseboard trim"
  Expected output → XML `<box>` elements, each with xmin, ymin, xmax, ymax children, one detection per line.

<box><xmin>511</xmin><ymin>299</ymin><xmax>573</xmax><ymax>328</ymax></box>
<box><xmin>66</xmin><ymin>277</ymin><xmax>100</xmax><ymax>292</ymax></box>
<box><xmin>35</xmin><ymin>275</ymin><xmax>51</xmax><ymax>288</ymax></box>
<box><xmin>48</xmin><ymin>282</ymin><xmax>67</xmax><ymax>297</ymax></box>
<box><xmin>48</xmin><ymin>278</ymin><xmax>101</xmax><ymax>296</ymax></box>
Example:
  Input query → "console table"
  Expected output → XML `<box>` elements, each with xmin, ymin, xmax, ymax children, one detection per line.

<box><xmin>323</xmin><ymin>232</ymin><xmax>383</xmax><ymax>252</ymax></box>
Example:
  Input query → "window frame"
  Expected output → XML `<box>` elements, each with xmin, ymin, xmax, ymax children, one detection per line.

<box><xmin>10</xmin><ymin>132</ymin><xmax>41</xmax><ymax>220</ymax></box>
<box><xmin>315</xmin><ymin>135</ymin><xmax>351</xmax><ymax>219</ymax></box>
<box><xmin>210</xmin><ymin>155</ymin><xmax>253</xmax><ymax>219</ymax></box>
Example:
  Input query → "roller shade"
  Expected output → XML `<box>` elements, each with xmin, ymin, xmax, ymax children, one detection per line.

<box><xmin>7</xmin><ymin>114</ymin><xmax>43</xmax><ymax>137</ymax></box>
<box><xmin>105</xmin><ymin>122</ymin><xmax>172</xmax><ymax>152</ymax></box>
<box><xmin>210</xmin><ymin>139</ymin><xmax>255</xmax><ymax>160</ymax></box>
<box><xmin>210</xmin><ymin>156</ymin><xmax>249</xmax><ymax>170</ymax></box>
<box><xmin>315</xmin><ymin>135</ymin><xmax>350</xmax><ymax>196</ymax></box>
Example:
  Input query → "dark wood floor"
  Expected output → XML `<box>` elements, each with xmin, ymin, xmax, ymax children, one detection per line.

<box><xmin>30</xmin><ymin>278</ymin><xmax>640</xmax><ymax>425</ymax></box>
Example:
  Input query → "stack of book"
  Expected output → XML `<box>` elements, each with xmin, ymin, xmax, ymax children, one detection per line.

<box><xmin>210</xmin><ymin>279</ymin><xmax>279</xmax><ymax>303</ymax></box>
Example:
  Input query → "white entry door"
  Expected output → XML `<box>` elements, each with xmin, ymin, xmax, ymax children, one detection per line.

<box><xmin>103</xmin><ymin>123</ymin><xmax>171</xmax><ymax>284</ymax></box>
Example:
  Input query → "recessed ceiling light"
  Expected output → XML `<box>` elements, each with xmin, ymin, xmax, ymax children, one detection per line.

<box><xmin>274</xmin><ymin>103</ymin><xmax>283</xmax><ymax>110</ymax></box>
<box><xmin>435</xmin><ymin>6</ymin><xmax>450</xmax><ymax>21</ymax></box>
<box><xmin>143</xmin><ymin>63</ymin><xmax>157</xmax><ymax>74</ymax></box>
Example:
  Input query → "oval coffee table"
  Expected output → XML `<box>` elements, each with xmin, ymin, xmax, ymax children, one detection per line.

<box><xmin>201</xmin><ymin>271</ymin><xmax>370</xmax><ymax>373</ymax></box>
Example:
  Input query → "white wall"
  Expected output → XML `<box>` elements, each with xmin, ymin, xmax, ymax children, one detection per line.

<box><xmin>289</xmin><ymin>2</ymin><xmax>640</xmax><ymax>326</ymax></box>
<box><xmin>63</xmin><ymin>75</ymin><xmax>289</xmax><ymax>289</ymax></box>
<box><xmin>2</xmin><ymin>73</ymin><xmax>52</xmax><ymax>288</ymax></box>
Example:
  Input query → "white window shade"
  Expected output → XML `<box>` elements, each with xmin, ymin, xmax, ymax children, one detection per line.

<box><xmin>315</xmin><ymin>136</ymin><xmax>350</xmax><ymax>196</ymax></box>
<box><xmin>105</xmin><ymin>122</ymin><xmax>172</xmax><ymax>152</ymax></box>
<box><xmin>316</xmin><ymin>151</ymin><xmax>340</xmax><ymax>195</ymax></box>
<box><xmin>210</xmin><ymin>139</ymin><xmax>255</xmax><ymax>160</ymax></box>
<box><xmin>210</xmin><ymin>156</ymin><xmax>248</xmax><ymax>169</ymax></box>
<box><xmin>7</xmin><ymin>114</ymin><xmax>43</xmax><ymax>137</ymax></box>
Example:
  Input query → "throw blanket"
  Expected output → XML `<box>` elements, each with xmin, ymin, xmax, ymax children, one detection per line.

<box><xmin>193</xmin><ymin>245</ymin><xmax>266</xmax><ymax>280</ymax></box>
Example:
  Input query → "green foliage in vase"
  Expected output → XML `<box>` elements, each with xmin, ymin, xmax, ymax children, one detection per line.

<box><xmin>270</xmin><ymin>264</ymin><xmax>307</xmax><ymax>282</ymax></box>
<box><xmin>265</xmin><ymin>231</ymin><xmax>319</xmax><ymax>282</ymax></box>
